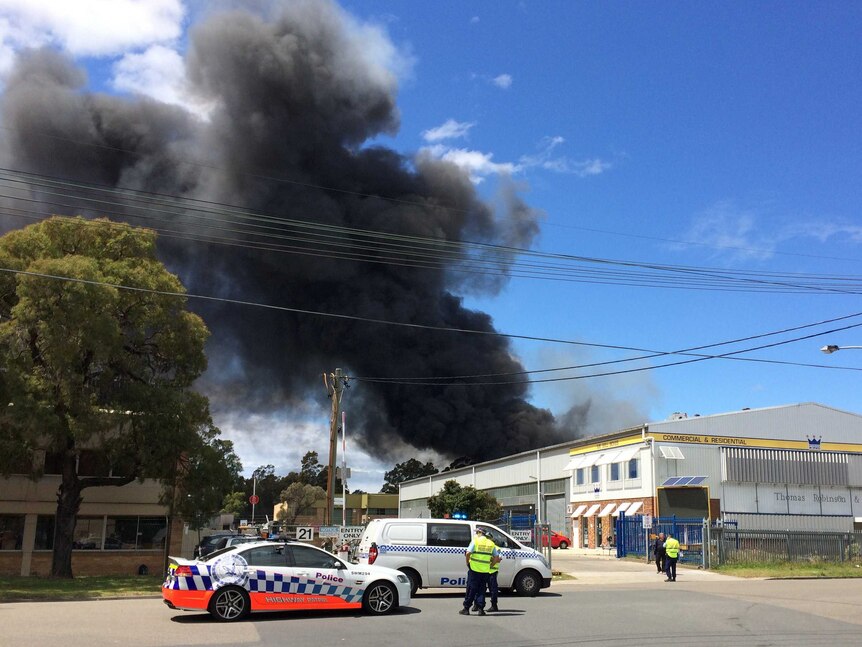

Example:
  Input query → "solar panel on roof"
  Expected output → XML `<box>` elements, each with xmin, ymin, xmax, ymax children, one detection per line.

<box><xmin>676</xmin><ymin>476</ymin><xmax>694</xmax><ymax>485</ymax></box>
<box><xmin>689</xmin><ymin>476</ymin><xmax>707</xmax><ymax>485</ymax></box>
<box><xmin>661</xmin><ymin>477</ymin><xmax>680</xmax><ymax>486</ymax></box>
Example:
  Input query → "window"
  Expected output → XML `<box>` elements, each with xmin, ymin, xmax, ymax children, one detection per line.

<box><xmin>73</xmin><ymin>517</ymin><xmax>104</xmax><ymax>550</ymax></box>
<box><xmin>244</xmin><ymin>545</ymin><xmax>287</xmax><ymax>567</ymax></box>
<box><xmin>104</xmin><ymin>516</ymin><xmax>167</xmax><ymax>549</ymax></box>
<box><xmin>35</xmin><ymin>516</ymin><xmax>54</xmax><ymax>550</ymax></box>
<box><xmin>590</xmin><ymin>465</ymin><xmax>600</xmax><ymax>483</ymax></box>
<box><xmin>289</xmin><ymin>545</ymin><xmax>340</xmax><ymax>569</ymax></box>
<box><xmin>477</xmin><ymin>525</ymin><xmax>516</xmax><ymax>549</ymax></box>
<box><xmin>610</xmin><ymin>463</ymin><xmax>620</xmax><ymax>481</ymax></box>
<box><xmin>628</xmin><ymin>459</ymin><xmax>639</xmax><ymax>479</ymax></box>
<box><xmin>0</xmin><ymin>515</ymin><xmax>24</xmax><ymax>550</ymax></box>
<box><xmin>428</xmin><ymin>523</ymin><xmax>471</xmax><ymax>547</ymax></box>
<box><xmin>576</xmin><ymin>469</ymin><xmax>584</xmax><ymax>485</ymax></box>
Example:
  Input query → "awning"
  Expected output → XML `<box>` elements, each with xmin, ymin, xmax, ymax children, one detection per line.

<box><xmin>593</xmin><ymin>450</ymin><xmax>621</xmax><ymax>467</ymax></box>
<box><xmin>598</xmin><ymin>503</ymin><xmax>617</xmax><ymax>517</ymax></box>
<box><xmin>570</xmin><ymin>504</ymin><xmax>588</xmax><ymax>517</ymax></box>
<box><xmin>659</xmin><ymin>445</ymin><xmax>685</xmax><ymax>460</ymax></box>
<box><xmin>624</xmin><ymin>501</ymin><xmax>643</xmax><ymax>515</ymax></box>
<box><xmin>563</xmin><ymin>455</ymin><xmax>587</xmax><ymax>471</ymax></box>
<box><xmin>615</xmin><ymin>445</ymin><xmax>642</xmax><ymax>462</ymax></box>
<box><xmin>577</xmin><ymin>453</ymin><xmax>604</xmax><ymax>470</ymax></box>
<box><xmin>582</xmin><ymin>503</ymin><xmax>601</xmax><ymax>518</ymax></box>
<box><xmin>613</xmin><ymin>502</ymin><xmax>631</xmax><ymax>516</ymax></box>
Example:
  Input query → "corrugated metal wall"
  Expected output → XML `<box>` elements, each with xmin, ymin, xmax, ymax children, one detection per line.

<box><xmin>399</xmin><ymin>498</ymin><xmax>430</xmax><ymax>518</ymax></box>
<box><xmin>724</xmin><ymin>447</ymin><xmax>849</xmax><ymax>485</ymax></box>
<box><xmin>722</xmin><ymin>513</ymin><xmax>854</xmax><ymax>532</ymax></box>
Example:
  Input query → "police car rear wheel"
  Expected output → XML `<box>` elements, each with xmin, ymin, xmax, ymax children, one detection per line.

<box><xmin>209</xmin><ymin>586</ymin><xmax>250</xmax><ymax>622</ymax></box>
<box><xmin>514</xmin><ymin>569</ymin><xmax>541</xmax><ymax>597</ymax></box>
<box><xmin>363</xmin><ymin>581</ymin><xmax>397</xmax><ymax>615</ymax></box>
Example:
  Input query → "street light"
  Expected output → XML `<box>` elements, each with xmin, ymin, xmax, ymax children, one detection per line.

<box><xmin>820</xmin><ymin>345</ymin><xmax>862</xmax><ymax>354</ymax></box>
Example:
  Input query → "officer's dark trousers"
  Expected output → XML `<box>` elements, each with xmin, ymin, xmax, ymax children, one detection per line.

<box><xmin>655</xmin><ymin>553</ymin><xmax>665</xmax><ymax>573</ymax></box>
<box><xmin>488</xmin><ymin>572</ymin><xmax>499</xmax><ymax>604</ymax></box>
<box><xmin>665</xmin><ymin>556</ymin><xmax>677</xmax><ymax>581</ymax></box>
<box><xmin>463</xmin><ymin>569</ymin><xmax>489</xmax><ymax>609</ymax></box>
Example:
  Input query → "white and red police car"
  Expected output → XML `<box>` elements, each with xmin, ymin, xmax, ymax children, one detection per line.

<box><xmin>163</xmin><ymin>540</ymin><xmax>411</xmax><ymax>622</ymax></box>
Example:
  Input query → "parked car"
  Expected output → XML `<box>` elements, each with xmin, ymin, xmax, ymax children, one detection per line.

<box><xmin>210</xmin><ymin>535</ymin><xmax>261</xmax><ymax>551</ymax></box>
<box><xmin>194</xmin><ymin>533</ymin><xmax>246</xmax><ymax>558</ymax></box>
<box><xmin>542</xmin><ymin>531</ymin><xmax>571</xmax><ymax>549</ymax></box>
<box><xmin>163</xmin><ymin>541</ymin><xmax>411</xmax><ymax>621</ymax></box>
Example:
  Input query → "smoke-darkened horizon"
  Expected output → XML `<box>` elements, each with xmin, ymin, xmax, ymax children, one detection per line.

<box><xmin>0</xmin><ymin>2</ymin><xmax>585</xmax><ymax>463</ymax></box>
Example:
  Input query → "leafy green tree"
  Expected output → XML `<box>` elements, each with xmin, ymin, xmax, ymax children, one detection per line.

<box><xmin>221</xmin><ymin>490</ymin><xmax>248</xmax><ymax>517</ymax></box>
<box><xmin>241</xmin><ymin>464</ymin><xmax>300</xmax><ymax>523</ymax></box>
<box><xmin>427</xmin><ymin>480</ymin><xmax>502</xmax><ymax>521</ymax></box>
<box><xmin>171</xmin><ymin>436</ymin><xmax>243</xmax><ymax>532</ymax></box>
<box><xmin>277</xmin><ymin>482</ymin><xmax>326</xmax><ymax>525</ymax></box>
<box><xmin>0</xmin><ymin>216</ymin><xmax>215</xmax><ymax>577</ymax></box>
<box><xmin>380</xmin><ymin>458</ymin><xmax>438</xmax><ymax>494</ymax></box>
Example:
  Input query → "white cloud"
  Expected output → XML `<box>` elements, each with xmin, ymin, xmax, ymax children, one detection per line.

<box><xmin>422</xmin><ymin>134</ymin><xmax>612</xmax><ymax>184</ymax></box>
<box><xmin>422</xmin><ymin>144</ymin><xmax>518</xmax><ymax>183</ymax></box>
<box><xmin>111</xmin><ymin>44</ymin><xmax>216</xmax><ymax>118</ymax></box>
<box><xmin>680</xmin><ymin>203</ymin><xmax>776</xmax><ymax>262</ymax></box>
<box><xmin>519</xmin><ymin>136</ymin><xmax>613</xmax><ymax>177</ymax></box>
<box><xmin>0</xmin><ymin>0</ymin><xmax>184</xmax><ymax>58</ymax></box>
<box><xmin>216</xmin><ymin>410</ymin><xmax>389</xmax><ymax>494</ymax></box>
<box><xmin>492</xmin><ymin>73</ymin><xmax>512</xmax><ymax>89</ymax></box>
<box><xmin>421</xmin><ymin>118</ymin><xmax>475</xmax><ymax>143</ymax></box>
<box><xmin>678</xmin><ymin>202</ymin><xmax>862</xmax><ymax>263</ymax></box>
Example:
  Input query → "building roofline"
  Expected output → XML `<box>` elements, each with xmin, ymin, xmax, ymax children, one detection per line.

<box><xmin>399</xmin><ymin>402</ymin><xmax>859</xmax><ymax>488</ymax></box>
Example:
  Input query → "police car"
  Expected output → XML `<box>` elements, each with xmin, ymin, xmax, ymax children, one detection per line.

<box><xmin>163</xmin><ymin>540</ymin><xmax>411</xmax><ymax>622</ymax></box>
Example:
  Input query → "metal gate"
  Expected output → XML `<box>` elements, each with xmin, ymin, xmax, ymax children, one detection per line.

<box><xmin>615</xmin><ymin>514</ymin><xmax>705</xmax><ymax>565</ymax></box>
<box><xmin>544</xmin><ymin>495</ymin><xmax>566</xmax><ymax>535</ymax></box>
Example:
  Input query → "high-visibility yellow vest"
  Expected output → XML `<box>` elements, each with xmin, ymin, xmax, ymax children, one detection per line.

<box><xmin>665</xmin><ymin>537</ymin><xmax>680</xmax><ymax>558</ymax></box>
<box><xmin>469</xmin><ymin>535</ymin><xmax>496</xmax><ymax>573</ymax></box>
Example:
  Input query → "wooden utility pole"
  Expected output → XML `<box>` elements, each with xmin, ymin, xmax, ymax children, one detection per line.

<box><xmin>324</xmin><ymin>368</ymin><xmax>347</xmax><ymax>525</ymax></box>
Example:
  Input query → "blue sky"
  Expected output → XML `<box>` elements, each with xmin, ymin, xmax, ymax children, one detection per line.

<box><xmin>1</xmin><ymin>1</ymin><xmax>860</xmax><ymax>491</ymax></box>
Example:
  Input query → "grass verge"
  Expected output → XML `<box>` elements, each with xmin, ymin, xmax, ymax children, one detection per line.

<box><xmin>0</xmin><ymin>575</ymin><xmax>163</xmax><ymax>602</ymax></box>
<box><xmin>713</xmin><ymin>560</ymin><xmax>862</xmax><ymax>579</ymax></box>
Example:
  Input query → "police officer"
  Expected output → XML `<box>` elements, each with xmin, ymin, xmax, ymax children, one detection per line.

<box><xmin>460</xmin><ymin>527</ymin><xmax>499</xmax><ymax>616</ymax></box>
<box><xmin>664</xmin><ymin>531</ymin><xmax>680</xmax><ymax>582</ymax></box>
<box><xmin>488</xmin><ymin>546</ymin><xmax>501</xmax><ymax>612</ymax></box>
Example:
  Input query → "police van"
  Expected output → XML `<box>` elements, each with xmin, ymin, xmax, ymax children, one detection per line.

<box><xmin>355</xmin><ymin>518</ymin><xmax>552</xmax><ymax>597</ymax></box>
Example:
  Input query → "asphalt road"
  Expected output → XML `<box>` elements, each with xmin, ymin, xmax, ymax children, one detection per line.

<box><xmin>3</xmin><ymin>557</ymin><xmax>862</xmax><ymax>647</ymax></box>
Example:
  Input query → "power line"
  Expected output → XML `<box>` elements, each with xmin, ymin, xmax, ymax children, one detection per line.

<box><xmin>4</xmin><ymin>124</ymin><xmax>859</xmax><ymax>267</ymax></box>
<box><xmin>2</xmin><ymin>265</ymin><xmax>860</xmax><ymax>388</ymax></box>
<box><xmin>1</xmin><ymin>167</ymin><xmax>861</xmax><ymax>295</ymax></box>
<box><xmin>351</xmin><ymin>309</ymin><xmax>862</xmax><ymax>381</ymax></box>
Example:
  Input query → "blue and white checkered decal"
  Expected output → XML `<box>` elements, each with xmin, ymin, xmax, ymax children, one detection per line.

<box><xmin>376</xmin><ymin>544</ymin><xmax>536</xmax><ymax>560</ymax></box>
<box><xmin>165</xmin><ymin>565</ymin><xmax>364</xmax><ymax>603</ymax></box>
<box><xmin>378</xmin><ymin>545</ymin><xmax>465</xmax><ymax>555</ymax></box>
<box><xmin>164</xmin><ymin>565</ymin><xmax>213</xmax><ymax>591</ymax></box>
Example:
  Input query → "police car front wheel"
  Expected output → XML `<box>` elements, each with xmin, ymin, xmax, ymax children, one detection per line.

<box><xmin>209</xmin><ymin>586</ymin><xmax>250</xmax><ymax>622</ymax></box>
<box><xmin>362</xmin><ymin>581</ymin><xmax>397</xmax><ymax>615</ymax></box>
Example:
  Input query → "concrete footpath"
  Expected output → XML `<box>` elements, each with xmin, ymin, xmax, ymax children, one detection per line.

<box><xmin>547</xmin><ymin>547</ymin><xmax>740</xmax><ymax>584</ymax></box>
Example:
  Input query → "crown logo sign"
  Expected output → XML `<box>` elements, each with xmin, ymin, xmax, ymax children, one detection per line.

<box><xmin>806</xmin><ymin>435</ymin><xmax>822</xmax><ymax>450</ymax></box>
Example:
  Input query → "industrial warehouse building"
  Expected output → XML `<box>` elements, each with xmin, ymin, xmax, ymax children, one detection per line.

<box><xmin>398</xmin><ymin>403</ymin><xmax>862</xmax><ymax>549</ymax></box>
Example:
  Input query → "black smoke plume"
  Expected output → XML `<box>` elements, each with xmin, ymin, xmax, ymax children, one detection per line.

<box><xmin>0</xmin><ymin>1</ymin><xmax>570</xmax><ymax>462</ymax></box>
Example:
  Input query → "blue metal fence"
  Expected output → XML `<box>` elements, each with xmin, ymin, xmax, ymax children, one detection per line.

<box><xmin>615</xmin><ymin>514</ymin><xmax>705</xmax><ymax>564</ymax></box>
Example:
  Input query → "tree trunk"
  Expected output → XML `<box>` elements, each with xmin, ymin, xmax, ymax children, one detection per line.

<box><xmin>52</xmin><ymin>452</ymin><xmax>82</xmax><ymax>578</ymax></box>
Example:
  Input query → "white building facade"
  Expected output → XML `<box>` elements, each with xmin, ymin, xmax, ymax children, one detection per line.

<box><xmin>399</xmin><ymin>403</ymin><xmax>862</xmax><ymax>549</ymax></box>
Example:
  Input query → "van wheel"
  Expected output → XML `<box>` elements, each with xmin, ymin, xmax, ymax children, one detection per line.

<box><xmin>399</xmin><ymin>568</ymin><xmax>421</xmax><ymax>596</ymax></box>
<box><xmin>362</xmin><ymin>581</ymin><xmax>398</xmax><ymax>615</ymax></box>
<box><xmin>513</xmin><ymin>569</ymin><xmax>542</xmax><ymax>597</ymax></box>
